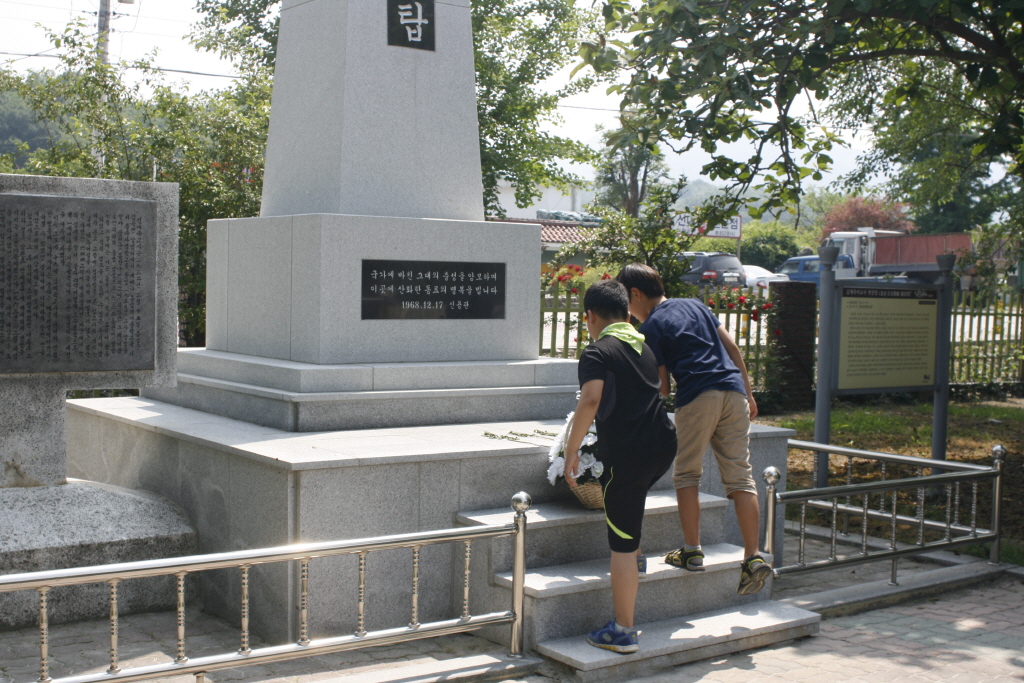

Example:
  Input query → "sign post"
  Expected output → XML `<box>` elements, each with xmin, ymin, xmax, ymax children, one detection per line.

<box><xmin>931</xmin><ymin>254</ymin><xmax>957</xmax><ymax>461</ymax></box>
<box><xmin>813</xmin><ymin>247</ymin><xmax>839</xmax><ymax>487</ymax></box>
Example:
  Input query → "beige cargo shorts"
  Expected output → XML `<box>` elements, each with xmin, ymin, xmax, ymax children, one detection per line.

<box><xmin>673</xmin><ymin>389</ymin><xmax>757</xmax><ymax>497</ymax></box>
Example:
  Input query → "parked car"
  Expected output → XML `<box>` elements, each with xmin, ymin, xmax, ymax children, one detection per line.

<box><xmin>776</xmin><ymin>254</ymin><xmax>855</xmax><ymax>289</ymax></box>
<box><xmin>681</xmin><ymin>252</ymin><xmax>746</xmax><ymax>286</ymax></box>
<box><xmin>742</xmin><ymin>265</ymin><xmax>789</xmax><ymax>290</ymax></box>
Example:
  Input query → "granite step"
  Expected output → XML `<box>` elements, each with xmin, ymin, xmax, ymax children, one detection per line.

<box><xmin>456</xmin><ymin>491</ymin><xmax>728</xmax><ymax>571</ymax></box>
<box><xmin>493</xmin><ymin>543</ymin><xmax>774</xmax><ymax>648</ymax></box>
<box><xmin>536</xmin><ymin>600</ymin><xmax>820</xmax><ymax>683</ymax></box>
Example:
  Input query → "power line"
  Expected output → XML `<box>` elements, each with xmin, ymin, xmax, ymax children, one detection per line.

<box><xmin>0</xmin><ymin>51</ymin><xmax>238</xmax><ymax>78</ymax></box>
<box><xmin>0</xmin><ymin>0</ymin><xmax>192</xmax><ymax>22</ymax></box>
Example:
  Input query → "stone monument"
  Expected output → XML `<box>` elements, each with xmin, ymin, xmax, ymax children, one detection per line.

<box><xmin>142</xmin><ymin>0</ymin><xmax>578</xmax><ymax>431</ymax></box>
<box><xmin>0</xmin><ymin>174</ymin><xmax>196</xmax><ymax>628</ymax></box>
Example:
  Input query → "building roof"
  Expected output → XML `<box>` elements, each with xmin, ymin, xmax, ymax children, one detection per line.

<box><xmin>492</xmin><ymin>217</ymin><xmax>591</xmax><ymax>246</ymax></box>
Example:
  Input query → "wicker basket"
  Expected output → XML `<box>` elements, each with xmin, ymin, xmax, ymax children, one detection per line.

<box><xmin>571</xmin><ymin>481</ymin><xmax>604</xmax><ymax>510</ymax></box>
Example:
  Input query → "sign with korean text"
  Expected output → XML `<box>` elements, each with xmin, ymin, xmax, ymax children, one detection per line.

<box><xmin>835</xmin><ymin>285</ymin><xmax>939</xmax><ymax>392</ymax></box>
<box><xmin>674</xmin><ymin>215</ymin><xmax>742</xmax><ymax>240</ymax></box>
<box><xmin>387</xmin><ymin>0</ymin><xmax>435</xmax><ymax>51</ymax></box>
<box><xmin>0</xmin><ymin>195</ymin><xmax>157</xmax><ymax>374</ymax></box>
<box><xmin>362</xmin><ymin>259</ymin><xmax>505</xmax><ymax>319</ymax></box>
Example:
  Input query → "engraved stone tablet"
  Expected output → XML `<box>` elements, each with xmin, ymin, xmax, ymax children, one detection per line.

<box><xmin>362</xmin><ymin>259</ymin><xmax>505</xmax><ymax>319</ymax></box>
<box><xmin>0</xmin><ymin>195</ymin><xmax>157</xmax><ymax>374</ymax></box>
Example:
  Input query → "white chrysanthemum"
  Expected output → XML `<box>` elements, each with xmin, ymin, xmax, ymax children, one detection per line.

<box><xmin>582</xmin><ymin>433</ymin><xmax>597</xmax><ymax>447</ymax></box>
<box><xmin>578</xmin><ymin>452</ymin><xmax>597</xmax><ymax>470</ymax></box>
<box><xmin>548</xmin><ymin>411</ymin><xmax>574</xmax><ymax>462</ymax></box>
<box><xmin>547</xmin><ymin>457</ymin><xmax>565</xmax><ymax>486</ymax></box>
<box><xmin>591</xmin><ymin>460</ymin><xmax>604</xmax><ymax>478</ymax></box>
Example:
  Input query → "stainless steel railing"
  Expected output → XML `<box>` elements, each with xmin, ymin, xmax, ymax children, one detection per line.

<box><xmin>764</xmin><ymin>441</ymin><xmax>1005</xmax><ymax>585</ymax></box>
<box><xmin>0</xmin><ymin>492</ymin><xmax>533</xmax><ymax>683</ymax></box>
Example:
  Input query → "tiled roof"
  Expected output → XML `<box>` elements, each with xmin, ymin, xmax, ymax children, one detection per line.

<box><xmin>491</xmin><ymin>217</ymin><xmax>590</xmax><ymax>245</ymax></box>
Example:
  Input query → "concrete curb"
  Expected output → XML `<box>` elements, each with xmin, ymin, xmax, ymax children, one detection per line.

<box><xmin>779</xmin><ymin>561</ymin><xmax>1012</xmax><ymax>618</ymax></box>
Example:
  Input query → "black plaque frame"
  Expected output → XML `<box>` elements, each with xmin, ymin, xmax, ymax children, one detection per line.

<box><xmin>362</xmin><ymin>259</ymin><xmax>505</xmax><ymax>320</ymax></box>
<box><xmin>387</xmin><ymin>0</ymin><xmax>435</xmax><ymax>51</ymax></box>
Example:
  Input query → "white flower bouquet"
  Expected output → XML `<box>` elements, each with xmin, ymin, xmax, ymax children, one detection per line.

<box><xmin>547</xmin><ymin>411</ymin><xmax>605</xmax><ymax>509</ymax></box>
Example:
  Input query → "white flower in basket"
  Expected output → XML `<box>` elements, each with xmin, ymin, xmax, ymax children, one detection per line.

<box><xmin>546</xmin><ymin>411</ymin><xmax>603</xmax><ymax>492</ymax></box>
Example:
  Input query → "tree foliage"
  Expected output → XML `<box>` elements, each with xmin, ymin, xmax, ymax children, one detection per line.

<box><xmin>578</xmin><ymin>0</ymin><xmax>1024</xmax><ymax>243</ymax></box>
<box><xmin>566</xmin><ymin>181</ymin><xmax>699</xmax><ymax>297</ymax></box>
<box><xmin>1</xmin><ymin>22</ymin><xmax>271</xmax><ymax>345</ymax></box>
<box><xmin>192</xmin><ymin>0</ymin><xmax>599</xmax><ymax>216</ymax></box>
<box><xmin>821</xmin><ymin>196</ymin><xmax>916</xmax><ymax>239</ymax></box>
<box><xmin>591</xmin><ymin>115</ymin><xmax>670</xmax><ymax>217</ymax></box>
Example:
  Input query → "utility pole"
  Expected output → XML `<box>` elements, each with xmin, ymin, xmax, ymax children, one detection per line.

<box><xmin>97</xmin><ymin>0</ymin><xmax>112</xmax><ymax>65</ymax></box>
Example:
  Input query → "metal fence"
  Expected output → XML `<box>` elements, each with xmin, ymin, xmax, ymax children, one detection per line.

<box><xmin>951</xmin><ymin>289</ymin><xmax>1023</xmax><ymax>384</ymax></box>
<box><xmin>0</xmin><ymin>493</ymin><xmax>532</xmax><ymax>683</ymax></box>
<box><xmin>764</xmin><ymin>442</ymin><xmax>1005</xmax><ymax>585</ymax></box>
<box><xmin>539</xmin><ymin>284</ymin><xmax>774</xmax><ymax>387</ymax></box>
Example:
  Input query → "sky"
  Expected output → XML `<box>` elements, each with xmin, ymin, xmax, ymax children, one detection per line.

<box><xmin>0</xmin><ymin>0</ymin><xmax>871</xmax><ymax>194</ymax></box>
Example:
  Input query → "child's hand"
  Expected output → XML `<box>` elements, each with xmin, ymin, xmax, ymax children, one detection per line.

<box><xmin>564</xmin><ymin>450</ymin><xmax>580</xmax><ymax>488</ymax></box>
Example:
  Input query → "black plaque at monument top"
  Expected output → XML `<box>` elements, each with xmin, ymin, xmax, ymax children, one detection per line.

<box><xmin>362</xmin><ymin>259</ymin><xmax>505</xmax><ymax>320</ymax></box>
<box><xmin>0</xmin><ymin>195</ymin><xmax>157</xmax><ymax>374</ymax></box>
<box><xmin>387</xmin><ymin>0</ymin><xmax>435</xmax><ymax>51</ymax></box>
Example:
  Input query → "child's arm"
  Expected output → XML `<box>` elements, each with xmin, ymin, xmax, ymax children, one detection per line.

<box><xmin>563</xmin><ymin>379</ymin><xmax>603</xmax><ymax>488</ymax></box>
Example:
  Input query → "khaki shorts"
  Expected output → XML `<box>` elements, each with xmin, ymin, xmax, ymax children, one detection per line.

<box><xmin>673</xmin><ymin>389</ymin><xmax>756</xmax><ymax>496</ymax></box>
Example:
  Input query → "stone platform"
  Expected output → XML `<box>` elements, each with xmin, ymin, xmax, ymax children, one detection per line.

<box><xmin>66</xmin><ymin>397</ymin><xmax>792</xmax><ymax>646</ymax></box>
<box><xmin>142</xmin><ymin>349</ymin><xmax>578</xmax><ymax>431</ymax></box>
<box><xmin>0</xmin><ymin>479</ymin><xmax>197</xmax><ymax>629</ymax></box>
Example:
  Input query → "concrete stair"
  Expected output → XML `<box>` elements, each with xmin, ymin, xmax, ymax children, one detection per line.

<box><xmin>538</xmin><ymin>601</ymin><xmax>820</xmax><ymax>683</ymax></box>
<box><xmin>456</xmin><ymin>492</ymin><xmax>820</xmax><ymax>678</ymax></box>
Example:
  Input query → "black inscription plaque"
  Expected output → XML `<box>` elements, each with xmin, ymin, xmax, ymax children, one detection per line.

<box><xmin>362</xmin><ymin>259</ymin><xmax>505</xmax><ymax>320</ymax></box>
<box><xmin>0</xmin><ymin>195</ymin><xmax>157</xmax><ymax>374</ymax></box>
<box><xmin>387</xmin><ymin>0</ymin><xmax>435</xmax><ymax>51</ymax></box>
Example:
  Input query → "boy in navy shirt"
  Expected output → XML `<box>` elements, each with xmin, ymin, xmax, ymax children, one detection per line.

<box><xmin>616</xmin><ymin>263</ymin><xmax>772</xmax><ymax>595</ymax></box>
<box><xmin>563</xmin><ymin>280</ymin><xmax>677</xmax><ymax>653</ymax></box>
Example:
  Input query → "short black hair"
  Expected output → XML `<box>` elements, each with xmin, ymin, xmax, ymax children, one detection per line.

<box><xmin>584</xmin><ymin>280</ymin><xmax>630</xmax><ymax>321</ymax></box>
<box><xmin>616</xmin><ymin>263</ymin><xmax>666</xmax><ymax>298</ymax></box>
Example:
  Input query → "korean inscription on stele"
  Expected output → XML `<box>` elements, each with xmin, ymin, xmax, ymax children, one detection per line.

<box><xmin>387</xmin><ymin>0</ymin><xmax>435</xmax><ymax>51</ymax></box>
<box><xmin>0</xmin><ymin>195</ymin><xmax>157</xmax><ymax>374</ymax></box>
<box><xmin>362</xmin><ymin>259</ymin><xmax>505</xmax><ymax>320</ymax></box>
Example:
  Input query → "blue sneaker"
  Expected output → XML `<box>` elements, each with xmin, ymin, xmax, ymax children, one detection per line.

<box><xmin>587</xmin><ymin>620</ymin><xmax>639</xmax><ymax>654</ymax></box>
<box><xmin>637</xmin><ymin>554</ymin><xmax>647</xmax><ymax>577</ymax></box>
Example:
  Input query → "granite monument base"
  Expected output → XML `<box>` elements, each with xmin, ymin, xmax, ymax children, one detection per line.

<box><xmin>66</xmin><ymin>396</ymin><xmax>792</xmax><ymax>644</ymax></box>
<box><xmin>204</xmin><ymin>214</ymin><xmax>540</xmax><ymax>365</ymax></box>
<box><xmin>142</xmin><ymin>348</ymin><xmax>579</xmax><ymax>431</ymax></box>
<box><xmin>0</xmin><ymin>480</ymin><xmax>197</xmax><ymax>630</ymax></box>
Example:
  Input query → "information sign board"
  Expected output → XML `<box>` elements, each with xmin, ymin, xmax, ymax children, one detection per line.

<box><xmin>674</xmin><ymin>215</ymin><xmax>742</xmax><ymax>239</ymax></box>
<box><xmin>834</xmin><ymin>284</ymin><xmax>939</xmax><ymax>393</ymax></box>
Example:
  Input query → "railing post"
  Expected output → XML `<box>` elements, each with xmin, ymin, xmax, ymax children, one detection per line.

<box><xmin>990</xmin><ymin>444</ymin><xmax>1006</xmax><ymax>564</ymax></box>
<box><xmin>814</xmin><ymin>246</ymin><xmax>840</xmax><ymax>487</ymax></box>
<box><xmin>509</xmin><ymin>491</ymin><xmax>532</xmax><ymax>658</ymax></box>
<box><xmin>762</xmin><ymin>467</ymin><xmax>780</xmax><ymax>557</ymax></box>
<box><xmin>932</xmin><ymin>254</ymin><xmax>956</xmax><ymax>462</ymax></box>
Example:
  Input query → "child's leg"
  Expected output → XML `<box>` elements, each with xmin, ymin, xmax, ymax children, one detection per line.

<box><xmin>675</xmin><ymin>486</ymin><xmax>702</xmax><ymax>546</ymax></box>
<box><xmin>609</xmin><ymin>551</ymin><xmax>639</xmax><ymax>628</ymax></box>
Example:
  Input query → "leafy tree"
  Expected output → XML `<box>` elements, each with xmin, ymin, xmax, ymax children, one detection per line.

<box><xmin>0</xmin><ymin>89</ymin><xmax>50</xmax><ymax>164</ymax></box>
<box><xmin>1</xmin><ymin>22</ymin><xmax>271</xmax><ymax>346</ymax></box>
<box><xmin>192</xmin><ymin>0</ymin><xmax>599</xmax><ymax>216</ymax></box>
<box><xmin>821</xmin><ymin>196</ymin><xmax>916</xmax><ymax>240</ymax></box>
<box><xmin>592</xmin><ymin>115</ymin><xmax>669</xmax><ymax>217</ymax></box>
<box><xmin>826</xmin><ymin>59</ymin><xmax>1020</xmax><ymax>235</ymax></box>
<box><xmin>566</xmin><ymin>181</ymin><xmax>699</xmax><ymax>297</ymax></box>
<box><xmin>739</xmin><ymin>221</ymin><xmax>801</xmax><ymax>271</ymax></box>
<box><xmin>578</xmin><ymin>0</ymin><xmax>1024</xmax><ymax>245</ymax></box>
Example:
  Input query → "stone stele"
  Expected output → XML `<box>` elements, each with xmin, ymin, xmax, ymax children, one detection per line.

<box><xmin>0</xmin><ymin>173</ymin><xmax>178</xmax><ymax>487</ymax></box>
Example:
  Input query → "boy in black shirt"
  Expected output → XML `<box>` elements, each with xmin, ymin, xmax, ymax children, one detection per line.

<box><xmin>563</xmin><ymin>280</ymin><xmax>677</xmax><ymax>653</ymax></box>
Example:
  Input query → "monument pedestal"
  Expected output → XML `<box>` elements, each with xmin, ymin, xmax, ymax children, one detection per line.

<box><xmin>144</xmin><ymin>349</ymin><xmax>578</xmax><ymax>431</ymax></box>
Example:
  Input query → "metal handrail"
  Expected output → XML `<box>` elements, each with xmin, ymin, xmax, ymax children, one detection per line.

<box><xmin>764</xmin><ymin>443</ymin><xmax>1006</xmax><ymax>586</ymax></box>
<box><xmin>787</xmin><ymin>439</ymin><xmax>990</xmax><ymax>472</ymax></box>
<box><xmin>1</xmin><ymin>492</ymin><xmax>534</xmax><ymax>683</ymax></box>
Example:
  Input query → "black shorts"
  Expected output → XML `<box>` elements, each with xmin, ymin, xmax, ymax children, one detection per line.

<box><xmin>598</xmin><ymin>439</ymin><xmax>677</xmax><ymax>553</ymax></box>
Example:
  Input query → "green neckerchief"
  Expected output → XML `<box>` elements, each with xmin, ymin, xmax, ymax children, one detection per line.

<box><xmin>599</xmin><ymin>322</ymin><xmax>645</xmax><ymax>355</ymax></box>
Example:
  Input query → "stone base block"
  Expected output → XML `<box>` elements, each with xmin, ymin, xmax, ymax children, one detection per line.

<box><xmin>142</xmin><ymin>349</ymin><xmax>579</xmax><ymax>431</ymax></box>
<box><xmin>0</xmin><ymin>480</ymin><xmax>197</xmax><ymax>630</ymax></box>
